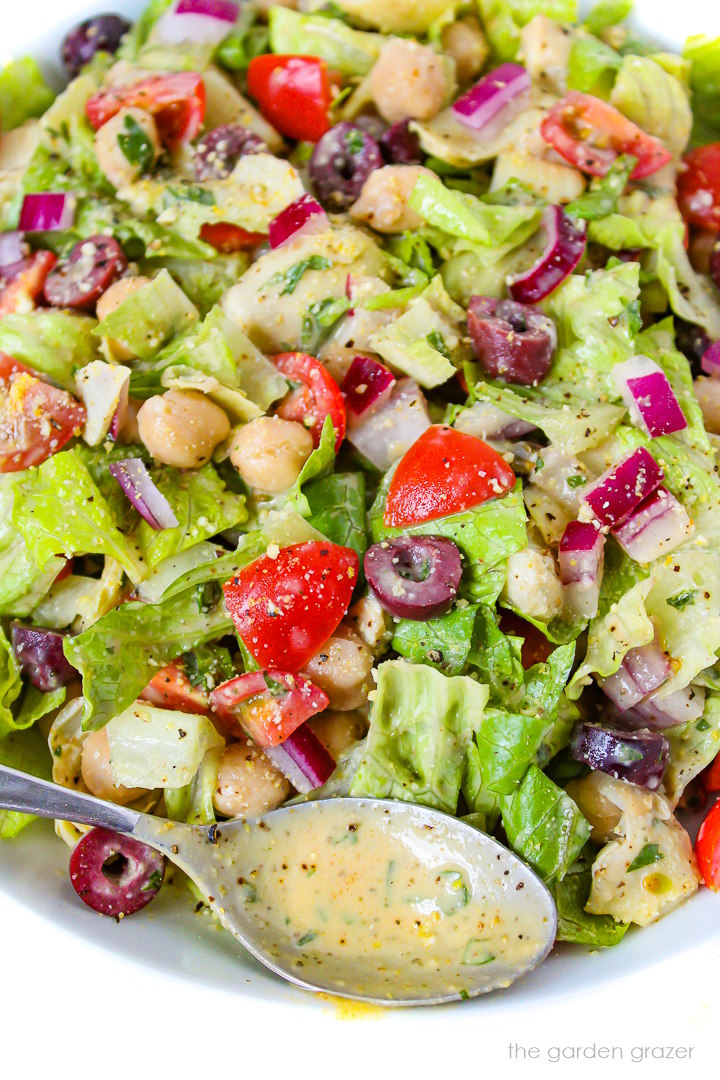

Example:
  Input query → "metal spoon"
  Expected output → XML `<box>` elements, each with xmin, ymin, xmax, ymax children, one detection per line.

<box><xmin>0</xmin><ymin>764</ymin><xmax>557</xmax><ymax>1005</ymax></box>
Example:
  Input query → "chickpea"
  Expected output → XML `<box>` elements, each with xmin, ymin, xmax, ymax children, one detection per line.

<box><xmin>213</xmin><ymin>740</ymin><xmax>291</xmax><ymax>818</ymax></box>
<box><xmin>137</xmin><ymin>389</ymin><xmax>230</xmax><ymax>468</ymax></box>
<box><xmin>348</xmin><ymin>594</ymin><xmax>392</xmax><ymax>650</ymax></box>
<box><xmin>96</xmin><ymin>275</ymin><xmax>153</xmax><ymax>362</ymax></box>
<box><xmin>302</xmin><ymin>625</ymin><xmax>374</xmax><ymax>711</ymax></box>
<box><xmin>566</xmin><ymin>772</ymin><xmax>623</xmax><ymax>844</ymax></box>
<box><xmin>370</xmin><ymin>39</ymin><xmax>452</xmax><ymax>125</ymax></box>
<box><xmin>441</xmin><ymin>17</ymin><xmax>489</xmax><ymax>84</ymax></box>
<box><xmin>94</xmin><ymin>107</ymin><xmax>160</xmax><ymax>190</ymax></box>
<box><xmin>694</xmin><ymin>376</ymin><xmax>720</xmax><ymax>435</ymax></box>
<box><xmin>81</xmin><ymin>729</ymin><xmax>147</xmax><ymax>806</ymax></box>
<box><xmin>229</xmin><ymin>415</ymin><xmax>313</xmax><ymax>494</ymax></box>
<box><xmin>350</xmin><ymin>165</ymin><xmax>433</xmax><ymax>234</ymax></box>
<box><xmin>309</xmin><ymin>710</ymin><xmax>368</xmax><ymax>760</ymax></box>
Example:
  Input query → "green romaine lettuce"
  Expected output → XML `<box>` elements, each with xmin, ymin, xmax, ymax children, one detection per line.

<box><xmin>392</xmin><ymin>604</ymin><xmax>479</xmax><ymax>676</ymax></box>
<box><xmin>568</xmin><ymin>578</ymin><xmax>654</xmax><ymax>699</ymax></box>
<box><xmin>610</xmin><ymin>55</ymin><xmax>692</xmax><ymax>156</ymax></box>
<box><xmin>269</xmin><ymin>8</ymin><xmax>385</xmax><ymax>76</ymax></box>
<box><xmin>663</xmin><ymin>694</ymin><xmax>720</xmax><ymax>805</ymax></box>
<box><xmin>0</xmin><ymin>726</ymin><xmax>53</xmax><ymax>838</ymax></box>
<box><xmin>683</xmin><ymin>35</ymin><xmax>720</xmax><ymax>145</ymax></box>
<box><xmin>567</xmin><ymin>33</ymin><xmax>622</xmax><ymax>98</ymax></box>
<box><xmin>117</xmin><ymin>0</ymin><xmax>173</xmax><ymax>60</ymax></box>
<box><xmin>106</xmin><ymin>703</ymin><xmax>224</xmax><ymax>789</ymax></box>
<box><xmin>350</xmin><ymin>660</ymin><xmax>489</xmax><ymax>814</ymax></box>
<box><xmin>0</xmin><ymin>57</ymin><xmax>55</xmax><ymax>132</ymax></box>
<box><xmin>478</xmin><ymin>0</ymin><xmax>578</xmax><ymax>61</ymax></box>
<box><xmin>0</xmin><ymin>311</ymin><xmax>98</xmax><ymax>391</ymax></box>
<box><xmin>584</xmin><ymin>0</ymin><xmax>632</xmax><ymax>35</ymax></box>
<box><xmin>553</xmin><ymin>847</ymin><xmax>629</xmax><ymax>945</ymax></box>
<box><xmin>500</xmin><ymin>765</ymin><xmax>590</xmax><ymax>882</ymax></box>
<box><xmin>94</xmin><ymin>270</ymin><xmax>199</xmax><ymax>360</ymax></box>
<box><xmin>0</xmin><ymin>627</ymin><xmax>23</xmax><ymax>740</ymax></box>
<box><xmin>165</xmin><ymin>746</ymin><xmax>223</xmax><ymax>824</ymax></box>
<box><xmin>0</xmin><ymin>479</ymin><xmax>65</xmax><ymax>617</ymax></box>
<box><xmin>303</xmin><ymin>472</ymin><xmax>367</xmax><ymax>559</ymax></box>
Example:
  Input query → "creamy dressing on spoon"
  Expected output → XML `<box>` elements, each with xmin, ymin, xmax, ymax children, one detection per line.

<box><xmin>160</xmin><ymin>799</ymin><xmax>555</xmax><ymax>1001</ymax></box>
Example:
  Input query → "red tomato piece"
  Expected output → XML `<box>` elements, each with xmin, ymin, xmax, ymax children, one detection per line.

<box><xmin>274</xmin><ymin>351</ymin><xmax>346</xmax><ymax>450</ymax></box>
<box><xmin>223</xmin><ymin>541</ymin><xmax>359</xmax><ymax>672</ymax></box>
<box><xmin>696</xmin><ymin>799</ymin><xmax>720</xmax><ymax>890</ymax></box>
<box><xmin>199</xmin><ymin>222</ymin><xmax>267</xmax><ymax>252</ymax></box>
<box><xmin>140</xmin><ymin>661</ymin><xmax>211</xmax><ymax>716</ymax></box>
<box><xmin>247</xmin><ymin>55</ymin><xmax>331</xmax><ymax>142</ymax></box>
<box><xmin>498</xmin><ymin>611</ymin><xmax>553</xmax><ymax>669</ymax></box>
<box><xmin>210</xmin><ymin>669</ymin><xmax>329</xmax><ymax>747</ymax></box>
<box><xmin>0</xmin><ymin>250</ymin><xmax>57</xmax><ymax>316</ymax></box>
<box><xmin>85</xmin><ymin>73</ymin><xmax>206</xmax><ymax>147</ymax></box>
<box><xmin>384</xmin><ymin>425</ymin><xmax>516</xmax><ymax>529</ymax></box>
<box><xmin>540</xmin><ymin>91</ymin><xmax>671</xmax><ymax>180</ymax></box>
<box><xmin>0</xmin><ymin>354</ymin><xmax>86</xmax><ymax>472</ymax></box>
<box><xmin>677</xmin><ymin>144</ymin><xmax>720</xmax><ymax>230</ymax></box>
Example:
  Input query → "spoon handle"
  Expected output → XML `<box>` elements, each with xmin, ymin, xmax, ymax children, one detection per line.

<box><xmin>0</xmin><ymin>763</ymin><xmax>141</xmax><ymax>834</ymax></box>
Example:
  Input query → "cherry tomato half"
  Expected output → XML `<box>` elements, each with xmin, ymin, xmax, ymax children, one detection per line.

<box><xmin>0</xmin><ymin>250</ymin><xmax>57</xmax><ymax>316</ymax></box>
<box><xmin>540</xmin><ymin>91</ymin><xmax>671</xmax><ymax>180</ymax></box>
<box><xmin>678</xmin><ymin>144</ymin><xmax>720</xmax><ymax>231</ymax></box>
<box><xmin>86</xmin><ymin>73</ymin><xmax>206</xmax><ymax>147</ymax></box>
<box><xmin>199</xmin><ymin>222</ymin><xmax>267</xmax><ymax>252</ymax></box>
<box><xmin>247</xmin><ymin>55</ymin><xmax>332</xmax><ymax>143</ymax></box>
<box><xmin>210</xmin><ymin>669</ymin><xmax>328</xmax><ymax>748</ymax></box>
<box><xmin>140</xmin><ymin>661</ymin><xmax>211</xmax><ymax>716</ymax></box>
<box><xmin>384</xmin><ymin>425</ymin><xmax>516</xmax><ymax>529</ymax></box>
<box><xmin>0</xmin><ymin>354</ymin><xmax>86</xmax><ymax>472</ymax></box>
<box><xmin>274</xmin><ymin>351</ymin><xmax>346</xmax><ymax>450</ymax></box>
<box><xmin>696</xmin><ymin>799</ymin><xmax>720</xmax><ymax>890</ymax></box>
<box><xmin>223</xmin><ymin>541</ymin><xmax>359</xmax><ymax>672</ymax></box>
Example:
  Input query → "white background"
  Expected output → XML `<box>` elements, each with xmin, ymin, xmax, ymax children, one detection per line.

<box><xmin>2</xmin><ymin>3</ymin><xmax>720</xmax><ymax>1077</ymax></box>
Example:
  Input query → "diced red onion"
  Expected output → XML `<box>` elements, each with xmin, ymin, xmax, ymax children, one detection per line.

<box><xmin>0</xmin><ymin>231</ymin><xmax>28</xmax><ymax>271</ymax></box>
<box><xmin>558</xmin><ymin>520</ymin><xmax>604</xmax><ymax>619</ymax></box>
<box><xmin>598</xmin><ymin>640</ymin><xmax>671</xmax><ymax>712</ymax></box>
<box><xmin>701</xmin><ymin>340</ymin><xmax>720</xmax><ymax>379</ymax></box>
<box><xmin>109</xmin><ymin>458</ymin><xmax>179</xmax><ymax>531</ymax></box>
<box><xmin>452</xmin><ymin>62</ymin><xmax>531</xmax><ymax>139</ymax></box>
<box><xmin>155</xmin><ymin>0</ymin><xmax>238</xmax><ymax>45</ymax></box>
<box><xmin>346</xmin><ymin>377</ymin><xmax>430</xmax><ymax>472</ymax></box>
<box><xmin>508</xmin><ymin>205</ymin><xmax>586</xmax><ymax>304</ymax></box>
<box><xmin>454</xmin><ymin>401</ymin><xmax>536</xmax><ymax>441</ymax></box>
<box><xmin>583</xmin><ymin>447</ymin><xmax>664</xmax><ymax>529</ymax></box>
<box><xmin>612</xmin><ymin>487</ymin><xmax>693</xmax><ymax>563</ymax></box>
<box><xmin>263</xmin><ymin>723</ymin><xmax>336</xmax><ymax>794</ymax></box>
<box><xmin>341</xmin><ymin>355</ymin><xmax>395</xmax><ymax>416</ymax></box>
<box><xmin>625</xmin><ymin>683</ymin><xmax>705</xmax><ymax>729</ymax></box>
<box><xmin>268</xmin><ymin>194</ymin><xmax>329</xmax><ymax>250</ymax></box>
<box><xmin>612</xmin><ymin>356</ymin><xmax>687</xmax><ymax>437</ymax></box>
<box><xmin>18</xmin><ymin>193</ymin><xmax>75</xmax><ymax>232</ymax></box>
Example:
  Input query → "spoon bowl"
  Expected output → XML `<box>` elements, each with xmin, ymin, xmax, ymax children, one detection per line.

<box><xmin>0</xmin><ymin>766</ymin><xmax>557</xmax><ymax>1005</ymax></box>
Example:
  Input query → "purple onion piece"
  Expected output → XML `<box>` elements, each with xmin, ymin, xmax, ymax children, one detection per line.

<box><xmin>570</xmin><ymin>723</ymin><xmax>670</xmax><ymax>790</ymax></box>
<box><xmin>11</xmin><ymin>624</ymin><xmax>78</xmax><ymax>692</ymax></box>
<box><xmin>268</xmin><ymin>193</ymin><xmax>328</xmax><ymax>249</ymax></box>
<box><xmin>341</xmin><ymin>355</ymin><xmax>395</xmax><ymax>415</ymax></box>
<box><xmin>612</xmin><ymin>356</ymin><xmax>687</xmax><ymax>437</ymax></box>
<box><xmin>69</xmin><ymin>827</ymin><xmax>165</xmax><ymax>917</ymax></box>
<box><xmin>625</xmin><ymin>683</ymin><xmax>705</xmax><ymax>729</ymax></box>
<box><xmin>346</xmin><ymin>377</ymin><xmax>430</xmax><ymax>472</ymax></box>
<box><xmin>364</xmin><ymin>536</ymin><xmax>462</xmax><ymax>621</ymax></box>
<box><xmin>452</xmin><ymin>62</ymin><xmax>531</xmax><ymax>138</ymax></box>
<box><xmin>599</xmin><ymin>641</ymin><xmax>672</xmax><ymax>712</ymax></box>
<box><xmin>109</xmin><ymin>458</ymin><xmax>179</xmax><ymax>532</ymax></box>
<box><xmin>701</xmin><ymin>340</ymin><xmax>720</xmax><ymax>379</ymax></box>
<box><xmin>558</xmin><ymin>520</ymin><xmax>605</xmax><ymax>620</ymax></box>
<box><xmin>508</xmin><ymin>205</ymin><xmax>586</xmax><ymax>305</ymax></box>
<box><xmin>263</xmin><ymin>724</ymin><xmax>336</xmax><ymax>794</ymax></box>
<box><xmin>19</xmin><ymin>193</ymin><xmax>75</xmax><ymax>232</ymax></box>
<box><xmin>0</xmin><ymin>231</ymin><xmax>28</xmax><ymax>271</ymax></box>
<box><xmin>612</xmin><ymin>487</ymin><xmax>693</xmax><ymax>563</ymax></box>
<box><xmin>467</xmin><ymin>296</ymin><xmax>557</xmax><ymax>386</ymax></box>
<box><xmin>155</xmin><ymin>0</ymin><xmax>238</xmax><ymax>46</ymax></box>
<box><xmin>583</xmin><ymin>447</ymin><xmax>664</xmax><ymax>529</ymax></box>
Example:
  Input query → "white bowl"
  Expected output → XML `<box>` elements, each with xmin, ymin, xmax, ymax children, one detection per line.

<box><xmin>2</xmin><ymin>0</ymin><xmax>719</xmax><ymax>1014</ymax></box>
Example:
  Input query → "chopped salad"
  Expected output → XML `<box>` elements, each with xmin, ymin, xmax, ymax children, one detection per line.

<box><xmin>0</xmin><ymin>0</ymin><xmax>719</xmax><ymax>950</ymax></box>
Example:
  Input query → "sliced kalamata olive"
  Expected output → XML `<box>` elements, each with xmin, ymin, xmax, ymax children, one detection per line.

<box><xmin>570</xmin><ymin>722</ymin><xmax>670</xmax><ymax>790</ymax></box>
<box><xmin>61</xmin><ymin>14</ymin><xmax>131</xmax><ymax>78</ymax></box>
<box><xmin>194</xmin><ymin>124</ymin><xmax>266</xmax><ymax>181</ymax></box>
<box><xmin>364</xmin><ymin>536</ymin><xmax>462</xmax><ymax>621</ymax></box>
<box><xmin>310</xmin><ymin>122</ymin><xmax>383</xmax><ymax>212</ymax></box>
<box><xmin>467</xmin><ymin>297</ymin><xmax>557</xmax><ymax>386</ymax></box>
<box><xmin>43</xmin><ymin>235</ymin><xmax>127</xmax><ymax>311</ymax></box>
<box><xmin>380</xmin><ymin>119</ymin><xmax>423</xmax><ymax>165</ymax></box>
<box><xmin>69</xmin><ymin>827</ymin><xmax>165</xmax><ymax>917</ymax></box>
<box><xmin>354</xmin><ymin>115</ymin><xmax>388</xmax><ymax>141</ymax></box>
<box><xmin>11</xmin><ymin>624</ymin><xmax>78</xmax><ymax>692</ymax></box>
<box><xmin>675</xmin><ymin>318</ymin><xmax>711</xmax><ymax>377</ymax></box>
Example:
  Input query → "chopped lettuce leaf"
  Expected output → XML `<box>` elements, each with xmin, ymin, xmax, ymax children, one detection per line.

<box><xmin>392</xmin><ymin>604</ymin><xmax>479</xmax><ymax>676</ymax></box>
<box><xmin>567</xmin><ymin>33</ymin><xmax>622</xmax><ymax>98</ymax></box>
<box><xmin>554</xmin><ymin>847</ymin><xmax>629</xmax><ymax>945</ymax></box>
<box><xmin>165</xmin><ymin>746</ymin><xmax>223</xmax><ymax>824</ymax></box>
<box><xmin>117</xmin><ymin>0</ymin><xmax>173</xmax><ymax>60</ymax></box>
<box><xmin>584</xmin><ymin>0</ymin><xmax>632</xmax><ymax>35</ymax></box>
<box><xmin>683</xmin><ymin>35</ymin><xmax>720</xmax><ymax>145</ymax></box>
<box><xmin>10</xmin><ymin>449</ymin><xmax>144</xmax><ymax>584</ymax></box>
<box><xmin>269</xmin><ymin>8</ymin><xmax>385</xmax><ymax>76</ymax></box>
<box><xmin>134</xmin><ymin>464</ymin><xmax>247</xmax><ymax>572</ymax></box>
<box><xmin>368</xmin><ymin>276</ymin><xmax>463</xmax><ymax>388</ymax></box>
<box><xmin>663</xmin><ymin>693</ymin><xmax>720</xmax><ymax>805</ymax></box>
<box><xmin>326</xmin><ymin>0</ymin><xmax>458</xmax><ymax>35</ymax></box>
<box><xmin>467</xmin><ymin>606</ymin><xmax>525</xmax><ymax>701</ymax></box>
<box><xmin>0</xmin><ymin>311</ymin><xmax>98</xmax><ymax>391</ymax></box>
<box><xmin>0</xmin><ymin>57</ymin><xmax>55</xmax><ymax>132</ymax></box>
<box><xmin>478</xmin><ymin>0</ymin><xmax>578</xmax><ymax>61</ymax></box>
<box><xmin>0</xmin><ymin>626</ymin><xmax>23</xmax><ymax>740</ymax></box>
<box><xmin>610</xmin><ymin>55</ymin><xmax>692</xmax><ymax>156</ymax></box>
<box><xmin>565</xmin><ymin>155</ymin><xmax>636</xmax><ymax>221</ymax></box>
<box><xmin>106</xmin><ymin>703</ymin><xmax>224</xmax><ymax>789</ymax></box>
<box><xmin>500</xmin><ymin>765</ymin><xmax>590</xmax><ymax>882</ymax></box>
<box><xmin>568</xmin><ymin>578</ymin><xmax>654</xmax><ymax>699</ymax></box>
<box><xmin>94</xmin><ymin>270</ymin><xmax>199</xmax><ymax>360</ymax></box>
<box><xmin>0</xmin><ymin>725</ymin><xmax>53</xmax><ymax>838</ymax></box>
<box><xmin>350</xmin><ymin>660</ymin><xmax>489</xmax><ymax>814</ymax></box>
<box><xmin>304</xmin><ymin>472</ymin><xmax>367</xmax><ymax>559</ymax></box>
<box><xmin>0</xmin><ymin>479</ymin><xmax>65</xmax><ymax>618</ymax></box>
<box><xmin>64</xmin><ymin>535</ymin><xmax>264</xmax><ymax>729</ymax></box>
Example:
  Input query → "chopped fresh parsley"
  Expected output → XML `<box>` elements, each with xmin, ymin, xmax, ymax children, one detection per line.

<box><xmin>667</xmin><ymin>589</ymin><xmax>697</xmax><ymax>611</ymax></box>
<box><xmin>267</xmin><ymin>255</ymin><xmax>332</xmax><ymax>296</ymax></box>
<box><xmin>627</xmin><ymin>843</ymin><xmax>664</xmax><ymax>873</ymax></box>
<box><xmin>426</xmin><ymin>329</ymin><xmax>452</xmax><ymax>359</ymax></box>
<box><xmin>566</xmin><ymin>474</ymin><xmax>587</xmax><ymax>488</ymax></box>
<box><xmin>117</xmin><ymin>114</ymin><xmax>155</xmax><ymax>173</ymax></box>
<box><xmin>168</xmin><ymin>184</ymin><xmax>216</xmax><ymax>206</ymax></box>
